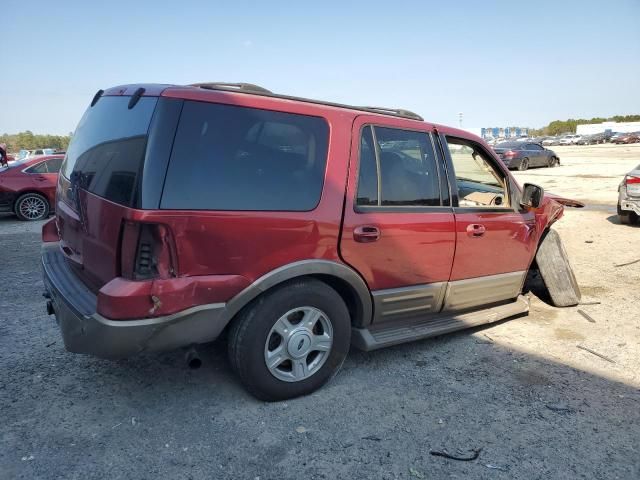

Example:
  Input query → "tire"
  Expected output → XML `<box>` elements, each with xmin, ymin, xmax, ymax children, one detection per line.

<box><xmin>617</xmin><ymin>204</ymin><xmax>638</xmax><ymax>225</ymax></box>
<box><xmin>548</xmin><ymin>156</ymin><xmax>558</xmax><ymax>168</ymax></box>
<box><xmin>518</xmin><ymin>157</ymin><xmax>530</xmax><ymax>171</ymax></box>
<box><xmin>227</xmin><ymin>278</ymin><xmax>351</xmax><ymax>401</ymax></box>
<box><xmin>14</xmin><ymin>193</ymin><xmax>50</xmax><ymax>221</ymax></box>
<box><xmin>535</xmin><ymin>228</ymin><xmax>581</xmax><ymax>307</ymax></box>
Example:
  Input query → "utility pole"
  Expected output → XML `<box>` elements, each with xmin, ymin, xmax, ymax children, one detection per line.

<box><xmin>458</xmin><ymin>112</ymin><xmax>463</xmax><ymax>128</ymax></box>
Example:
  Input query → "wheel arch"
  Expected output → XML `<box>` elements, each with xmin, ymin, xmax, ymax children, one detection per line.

<box><xmin>224</xmin><ymin>260</ymin><xmax>373</xmax><ymax>329</ymax></box>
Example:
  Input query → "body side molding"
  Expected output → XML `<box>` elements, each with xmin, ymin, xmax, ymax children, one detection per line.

<box><xmin>372</xmin><ymin>283</ymin><xmax>446</xmax><ymax>323</ymax></box>
<box><xmin>442</xmin><ymin>271</ymin><xmax>526</xmax><ymax>311</ymax></box>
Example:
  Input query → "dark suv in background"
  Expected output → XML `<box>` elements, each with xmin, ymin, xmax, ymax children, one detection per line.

<box><xmin>42</xmin><ymin>83</ymin><xmax>577</xmax><ymax>400</ymax></box>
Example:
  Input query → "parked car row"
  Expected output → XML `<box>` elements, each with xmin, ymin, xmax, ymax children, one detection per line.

<box><xmin>610</xmin><ymin>132</ymin><xmax>640</xmax><ymax>144</ymax></box>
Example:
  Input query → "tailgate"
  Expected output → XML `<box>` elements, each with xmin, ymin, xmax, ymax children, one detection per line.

<box><xmin>56</xmin><ymin>93</ymin><xmax>159</xmax><ymax>290</ymax></box>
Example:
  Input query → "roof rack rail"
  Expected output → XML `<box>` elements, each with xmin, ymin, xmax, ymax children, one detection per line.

<box><xmin>185</xmin><ymin>83</ymin><xmax>423</xmax><ymax>121</ymax></box>
<box><xmin>358</xmin><ymin>106</ymin><xmax>423</xmax><ymax>121</ymax></box>
<box><xmin>190</xmin><ymin>82</ymin><xmax>272</xmax><ymax>94</ymax></box>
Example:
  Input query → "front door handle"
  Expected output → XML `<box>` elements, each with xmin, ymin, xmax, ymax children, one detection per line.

<box><xmin>466</xmin><ymin>224</ymin><xmax>486</xmax><ymax>237</ymax></box>
<box><xmin>354</xmin><ymin>225</ymin><xmax>381</xmax><ymax>243</ymax></box>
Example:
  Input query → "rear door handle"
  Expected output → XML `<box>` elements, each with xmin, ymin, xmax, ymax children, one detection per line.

<box><xmin>354</xmin><ymin>225</ymin><xmax>381</xmax><ymax>243</ymax></box>
<box><xmin>466</xmin><ymin>224</ymin><xmax>486</xmax><ymax>237</ymax></box>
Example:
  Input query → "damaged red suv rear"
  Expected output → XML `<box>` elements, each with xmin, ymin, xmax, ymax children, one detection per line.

<box><xmin>42</xmin><ymin>83</ymin><xmax>580</xmax><ymax>400</ymax></box>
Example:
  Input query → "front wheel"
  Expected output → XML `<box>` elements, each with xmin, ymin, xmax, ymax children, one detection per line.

<box><xmin>15</xmin><ymin>193</ymin><xmax>50</xmax><ymax>221</ymax></box>
<box><xmin>518</xmin><ymin>157</ymin><xmax>530</xmax><ymax>171</ymax></box>
<box><xmin>548</xmin><ymin>156</ymin><xmax>558</xmax><ymax>168</ymax></box>
<box><xmin>227</xmin><ymin>278</ymin><xmax>351</xmax><ymax>401</ymax></box>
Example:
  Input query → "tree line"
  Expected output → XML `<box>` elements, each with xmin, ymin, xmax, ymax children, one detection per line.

<box><xmin>0</xmin><ymin>131</ymin><xmax>71</xmax><ymax>153</ymax></box>
<box><xmin>530</xmin><ymin>114</ymin><xmax>640</xmax><ymax>137</ymax></box>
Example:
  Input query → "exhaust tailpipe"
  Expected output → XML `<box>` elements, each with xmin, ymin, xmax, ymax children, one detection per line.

<box><xmin>185</xmin><ymin>346</ymin><xmax>202</xmax><ymax>370</ymax></box>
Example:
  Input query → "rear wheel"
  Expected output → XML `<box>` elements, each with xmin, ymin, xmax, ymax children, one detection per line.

<box><xmin>15</xmin><ymin>193</ymin><xmax>49</xmax><ymax>221</ymax></box>
<box><xmin>228</xmin><ymin>278</ymin><xmax>351</xmax><ymax>401</ymax></box>
<box><xmin>518</xmin><ymin>157</ymin><xmax>530</xmax><ymax>171</ymax></box>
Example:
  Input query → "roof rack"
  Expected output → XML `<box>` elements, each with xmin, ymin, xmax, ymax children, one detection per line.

<box><xmin>358</xmin><ymin>106</ymin><xmax>423</xmax><ymax>121</ymax></box>
<box><xmin>189</xmin><ymin>82</ymin><xmax>273</xmax><ymax>94</ymax></box>
<box><xmin>188</xmin><ymin>82</ymin><xmax>423</xmax><ymax>121</ymax></box>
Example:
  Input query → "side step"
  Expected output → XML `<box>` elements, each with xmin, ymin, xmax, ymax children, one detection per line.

<box><xmin>351</xmin><ymin>295</ymin><xmax>530</xmax><ymax>351</ymax></box>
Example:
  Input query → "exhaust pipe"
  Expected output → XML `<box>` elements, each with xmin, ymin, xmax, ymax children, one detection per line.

<box><xmin>46</xmin><ymin>300</ymin><xmax>55</xmax><ymax>316</ymax></box>
<box><xmin>185</xmin><ymin>346</ymin><xmax>202</xmax><ymax>370</ymax></box>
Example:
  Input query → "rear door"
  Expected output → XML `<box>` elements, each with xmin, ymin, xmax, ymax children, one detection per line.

<box><xmin>339</xmin><ymin>117</ymin><xmax>456</xmax><ymax>322</ymax></box>
<box><xmin>439</xmin><ymin>134</ymin><xmax>537</xmax><ymax>310</ymax></box>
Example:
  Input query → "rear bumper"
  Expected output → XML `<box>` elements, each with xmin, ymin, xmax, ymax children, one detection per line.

<box><xmin>619</xmin><ymin>196</ymin><xmax>640</xmax><ymax>215</ymax></box>
<box><xmin>42</xmin><ymin>243</ymin><xmax>228</xmax><ymax>359</ymax></box>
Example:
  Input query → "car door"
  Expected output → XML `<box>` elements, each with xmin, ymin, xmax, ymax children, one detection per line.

<box><xmin>25</xmin><ymin>158</ymin><xmax>61</xmax><ymax>204</ymax></box>
<box><xmin>526</xmin><ymin>143</ymin><xmax>545</xmax><ymax>166</ymax></box>
<box><xmin>340</xmin><ymin>117</ymin><xmax>456</xmax><ymax>323</ymax></box>
<box><xmin>438</xmin><ymin>133</ymin><xmax>537</xmax><ymax>311</ymax></box>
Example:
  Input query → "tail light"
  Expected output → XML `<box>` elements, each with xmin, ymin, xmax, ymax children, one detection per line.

<box><xmin>503</xmin><ymin>150</ymin><xmax>517</xmax><ymax>159</ymax></box>
<box><xmin>120</xmin><ymin>221</ymin><xmax>176</xmax><ymax>280</ymax></box>
<box><xmin>625</xmin><ymin>175</ymin><xmax>640</xmax><ymax>197</ymax></box>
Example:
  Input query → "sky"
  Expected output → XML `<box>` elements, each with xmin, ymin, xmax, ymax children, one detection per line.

<box><xmin>1</xmin><ymin>0</ymin><xmax>639</xmax><ymax>135</ymax></box>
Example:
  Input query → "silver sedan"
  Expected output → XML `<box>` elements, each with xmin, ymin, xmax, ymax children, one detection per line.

<box><xmin>618</xmin><ymin>164</ymin><xmax>640</xmax><ymax>225</ymax></box>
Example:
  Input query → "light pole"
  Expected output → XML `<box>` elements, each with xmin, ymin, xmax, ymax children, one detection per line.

<box><xmin>458</xmin><ymin>112</ymin><xmax>463</xmax><ymax>128</ymax></box>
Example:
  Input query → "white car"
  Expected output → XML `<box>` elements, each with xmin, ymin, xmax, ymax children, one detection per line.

<box><xmin>559</xmin><ymin>135</ymin><xmax>581</xmax><ymax>145</ymax></box>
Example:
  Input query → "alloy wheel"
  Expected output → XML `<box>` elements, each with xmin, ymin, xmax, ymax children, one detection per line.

<box><xmin>264</xmin><ymin>306</ymin><xmax>333</xmax><ymax>382</ymax></box>
<box><xmin>19</xmin><ymin>195</ymin><xmax>47</xmax><ymax>220</ymax></box>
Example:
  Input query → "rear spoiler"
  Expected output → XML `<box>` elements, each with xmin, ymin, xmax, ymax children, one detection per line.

<box><xmin>545</xmin><ymin>193</ymin><xmax>585</xmax><ymax>208</ymax></box>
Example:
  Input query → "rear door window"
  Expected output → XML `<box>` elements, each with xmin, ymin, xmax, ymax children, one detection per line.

<box><xmin>356</xmin><ymin>126</ymin><xmax>441</xmax><ymax>208</ymax></box>
<box><xmin>160</xmin><ymin>101</ymin><xmax>329</xmax><ymax>211</ymax></box>
<box><xmin>62</xmin><ymin>96</ymin><xmax>158</xmax><ymax>206</ymax></box>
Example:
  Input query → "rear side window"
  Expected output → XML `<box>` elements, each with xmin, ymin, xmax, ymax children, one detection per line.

<box><xmin>62</xmin><ymin>96</ymin><xmax>158</xmax><ymax>206</ymax></box>
<box><xmin>356</xmin><ymin>126</ymin><xmax>441</xmax><ymax>207</ymax></box>
<box><xmin>161</xmin><ymin>101</ymin><xmax>329</xmax><ymax>211</ymax></box>
<box><xmin>26</xmin><ymin>161</ymin><xmax>48</xmax><ymax>174</ymax></box>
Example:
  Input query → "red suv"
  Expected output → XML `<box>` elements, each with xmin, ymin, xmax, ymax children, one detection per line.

<box><xmin>0</xmin><ymin>154</ymin><xmax>64</xmax><ymax>220</ymax></box>
<box><xmin>42</xmin><ymin>83</ymin><xmax>573</xmax><ymax>400</ymax></box>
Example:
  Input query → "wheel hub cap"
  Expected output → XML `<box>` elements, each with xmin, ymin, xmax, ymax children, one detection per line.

<box><xmin>287</xmin><ymin>332</ymin><xmax>312</xmax><ymax>358</ymax></box>
<box><xmin>264</xmin><ymin>306</ymin><xmax>334</xmax><ymax>382</ymax></box>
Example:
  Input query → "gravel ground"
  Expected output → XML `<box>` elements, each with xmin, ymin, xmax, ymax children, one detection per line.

<box><xmin>1</xmin><ymin>145</ymin><xmax>640</xmax><ymax>479</ymax></box>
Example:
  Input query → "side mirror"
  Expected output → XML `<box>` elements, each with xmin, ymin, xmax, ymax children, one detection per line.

<box><xmin>521</xmin><ymin>183</ymin><xmax>544</xmax><ymax>209</ymax></box>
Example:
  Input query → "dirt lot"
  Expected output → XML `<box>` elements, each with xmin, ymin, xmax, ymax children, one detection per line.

<box><xmin>1</xmin><ymin>145</ymin><xmax>639</xmax><ymax>479</ymax></box>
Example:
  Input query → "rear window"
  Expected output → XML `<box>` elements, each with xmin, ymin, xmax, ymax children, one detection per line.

<box><xmin>160</xmin><ymin>101</ymin><xmax>329</xmax><ymax>211</ymax></box>
<box><xmin>62</xmin><ymin>96</ymin><xmax>157</xmax><ymax>206</ymax></box>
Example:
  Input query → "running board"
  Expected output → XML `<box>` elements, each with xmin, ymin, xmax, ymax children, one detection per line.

<box><xmin>351</xmin><ymin>295</ymin><xmax>530</xmax><ymax>351</ymax></box>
